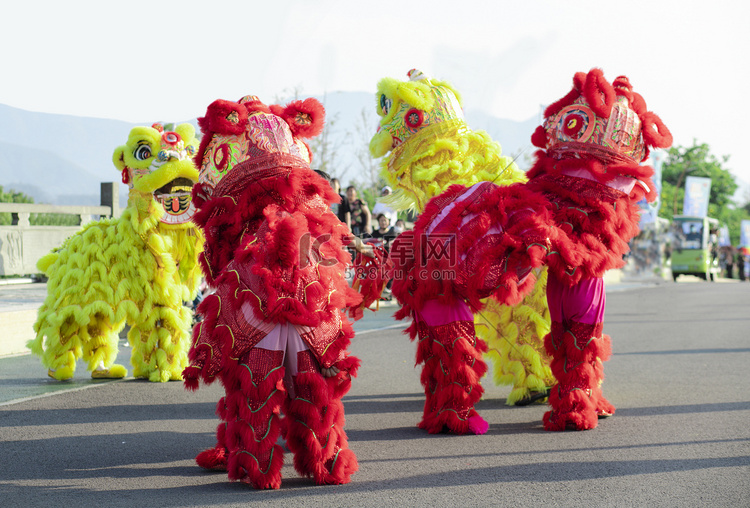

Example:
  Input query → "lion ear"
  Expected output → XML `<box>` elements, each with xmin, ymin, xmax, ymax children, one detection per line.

<box><xmin>396</xmin><ymin>81</ymin><xmax>432</xmax><ymax>110</ymax></box>
<box><xmin>543</xmin><ymin>72</ymin><xmax>588</xmax><ymax>118</ymax></box>
<box><xmin>112</xmin><ymin>146</ymin><xmax>126</xmax><ymax>171</ymax></box>
<box><xmin>197</xmin><ymin>99</ymin><xmax>248</xmax><ymax>135</ymax></box>
<box><xmin>175</xmin><ymin>123</ymin><xmax>195</xmax><ymax>143</ymax></box>
<box><xmin>273</xmin><ymin>98</ymin><xmax>326</xmax><ymax>139</ymax></box>
<box><xmin>531</xmin><ymin>125</ymin><xmax>549</xmax><ymax>149</ymax></box>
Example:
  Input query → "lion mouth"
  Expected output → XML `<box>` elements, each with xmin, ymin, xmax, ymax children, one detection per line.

<box><xmin>153</xmin><ymin>177</ymin><xmax>196</xmax><ymax>224</ymax></box>
<box><xmin>154</xmin><ymin>177</ymin><xmax>194</xmax><ymax>196</ymax></box>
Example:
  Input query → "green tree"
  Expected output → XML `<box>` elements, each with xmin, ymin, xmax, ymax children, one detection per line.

<box><xmin>0</xmin><ymin>185</ymin><xmax>79</xmax><ymax>226</ymax></box>
<box><xmin>717</xmin><ymin>206</ymin><xmax>750</xmax><ymax>246</ymax></box>
<box><xmin>659</xmin><ymin>140</ymin><xmax>749</xmax><ymax>245</ymax></box>
<box><xmin>30</xmin><ymin>212</ymin><xmax>79</xmax><ymax>226</ymax></box>
<box><xmin>659</xmin><ymin>140</ymin><xmax>737</xmax><ymax>220</ymax></box>
<box><xmin>0</xmin><ymin>185</ymin><xmax>34</xmax><ymax>225</ymax></box>
<box><xmin>347</xmin><ymin>181</ymin><xmax>378</xmax><ymax>212</ymax></box>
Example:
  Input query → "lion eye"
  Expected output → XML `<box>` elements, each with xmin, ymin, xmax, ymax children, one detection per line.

<box><xmin>380</xmin><ymin>94</ymin><xmax>392</xmax><ymax>115</ymax></box>
<box><xmin>134</xmin><ymin>144</ymin><xmax>152</xmax><ymax>161</ymax></box>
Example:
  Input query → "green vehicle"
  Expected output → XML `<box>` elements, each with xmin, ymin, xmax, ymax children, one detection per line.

<box><xmin>670</xmin><ymin>215</ymin><xmax>721</xmax><ymax>281</ymax></box>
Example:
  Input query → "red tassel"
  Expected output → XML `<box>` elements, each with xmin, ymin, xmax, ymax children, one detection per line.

<box><xmin>182</xmin><ymin>367</ymin><xmax>200</xmax><ymax>391</ymax></box>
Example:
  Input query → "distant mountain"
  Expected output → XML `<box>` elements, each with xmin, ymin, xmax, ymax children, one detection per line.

<box><xmin>0</xmin><ymin>96</ymin><xmax>538</xmax><ymax>207</ymax></box>
<box><xmin>0</xmin><ymin>140</ymin><xmax>103</xmax><ymax>204</ymax></box>
<box><xmin>462</xmin><ymin>110</ymin><xmax>539</xmax><ymax>168</ymax></box>
<box><xmin>0</xmin><ymin>103</ymin><xmax>138</xmax><ymax>206</ymax></box>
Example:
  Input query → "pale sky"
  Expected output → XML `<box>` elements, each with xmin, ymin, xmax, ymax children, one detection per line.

<box><xmin>2</xmin><ymin>0</ymin><xmax>749</xmax><ymax>193</ymax></box>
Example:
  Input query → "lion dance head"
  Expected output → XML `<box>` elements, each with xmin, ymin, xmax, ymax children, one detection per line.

<box><xmin>529</xmin><ymin>68</ymin><xmax>673</xmax><ymax>202</ymax></box>
<box><xmin>193</xmin><ymin>95</ymin><xmax>323</xmax><ymax>191</ymax></box>
<box><xmin>189</xmin><ymin>95</ymin><xmax>328</xmax><ymax>280</ymax></box>
<box><xmin>113</xmin><ymin>123</ymin><xmax>199</xmax><ymax>227</ymax></box>
<box><xmin>369</xmin><ymin>69</ymin><xmax>524</xmax><ymax>212</ymax></box>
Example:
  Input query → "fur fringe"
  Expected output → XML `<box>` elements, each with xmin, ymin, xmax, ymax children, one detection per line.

<box><xmin>284</xmin><ymin>371</ymin><xmax>358</xmax><ymax>485</ymax></box>
<box><xmin>526</xmin><ymin>162</ymin><xmax>646</xmax><ymax>285</ymax></box>
<box><xmin>542</xmin><ymin>320</ymin><xmax>615</xmax><ymax>431</ymax></box>
<box><xmin>185</xmin><ymin>168</ymin><xmax>362</xmax><ymax>386</ymax></box>
<box><xmin>475</xmin><ymin>269</ymin><xmax>554</xmax><ymax>405</ymax></box>
<box><xmin>30</xmin><ymin>188</ymin><xmax>203</xmax><ymax>381</ymax></box>
<box><xmin>414</xmin><ymin>319</ymin><xmax>488</xmax><ymax>434</ymax></box>
<box><xmin>195</xmin><ymin>445</ymin><xmax>227</xmax><ymax>471</ymax></box>
<box><xmin>391</xmin><ymin>182</ymin><xmax>552</xmax><ymax>315</ymax></box>
<box><xmin>220</xmin><ymin>355</ymin><xmax>287</xmax><ymax>488</ymax></box>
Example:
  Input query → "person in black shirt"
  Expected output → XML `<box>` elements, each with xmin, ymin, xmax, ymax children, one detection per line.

<box><xmin>344</xmin><ymin>185</ymin><xmax>371</xmax><ymax>236</ymax></box>
<box><xmin>330</xmin><ymin>177</ymin><xmax>348</xmax><ymax>223</ymax></box>
<box><xmin>370</xmin><ymin>213</ymin><xmax>397</xmax><ymax>299</ymax></box>
<box><xmin>370</xmin><ymin>213</ymin><xmax>397</xmax><ymax>251</ymax></box>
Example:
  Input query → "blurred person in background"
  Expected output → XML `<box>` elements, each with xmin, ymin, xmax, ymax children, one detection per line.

<box><xmin>344</xmin><ymin>185</ymin><xmax>371</xmax><ymax>236</ymax></box>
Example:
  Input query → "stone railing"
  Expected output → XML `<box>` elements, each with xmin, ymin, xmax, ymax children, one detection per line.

<box><xmin>0</xmin><ymin>183</ymin><xmax>120</xmax><ymax>276</ymax></box>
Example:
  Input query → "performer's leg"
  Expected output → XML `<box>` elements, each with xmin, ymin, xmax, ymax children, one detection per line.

<box><xmin>543</xmin><ymin>321</ymin><xmax>608</xmax><ymax>430</ymax></box>
<box><xmin>83</xmin><ymin>316</ymin><xmax>126</xmax><ymax>379</ymax></box>
<box><xmin>37</xmin><ymin>319</ymin><xmax>81</xmax><ymax>381</ymax></box>
<box><xmin>222</xmin><ymin>332</ymin><xmax>286</xmax><ymax>489</ymax></box>
<box><xmin>31</xmin><ymin>305</ymin><xmax>87</xmax><ymax>380</ymax></box>
<box><xmin>283</xmin><ymin>325</ymin><xmax>358</xmax><ymax>485</ymax></box>
<box><xmin>414</xmin><ymin>299</ymin><xmax>489</xmax><ymax>435</ymax></box>
<box><xmin>416</xmin><ymin>339</ymin><xmax>439</xmax><ymax>430</ymax></box>
<box><xmin>194</xmin><ymin>332</ymin><xmax>280</xmax><ymax>475</ymax></box>
<box><xmin>195</xmin><ymin>398</ymin><xmax>229</xmax><ymax>470</ymax></box>
<box><xmin>129</xmin><ymin>305</ymin><xmax>191</xmax><ymax>382</ymax></box>
<box><xmin>589</xmin><ymin>333</ymin><xmax>615</xmax><ymax>417</ymax></box>
<box><xmin>476</xmin><ymin>271</ymin><xmax>553</xmax><ymax>407</ymax></box>
<box><xmin>543</xmin><ymin>276</ymin><xmax>612</xmax><ymax>431</ymax></box>
<box><xmin>153</xmin><ymin>305</ymin><xmax>192</xmax><ymax>382</ymax></box>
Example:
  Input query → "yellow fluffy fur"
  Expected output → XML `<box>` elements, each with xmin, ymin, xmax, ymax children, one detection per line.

<box><xmin>28</xmin><ymin>124</ymin><xmax>204</xmax><ymax>382</ymax></box>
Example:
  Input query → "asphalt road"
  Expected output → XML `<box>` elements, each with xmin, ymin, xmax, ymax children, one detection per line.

<box><xmin>1</xmin><ymin>281</ymin><xmax>748</xmax><ymax>507</ymax></box>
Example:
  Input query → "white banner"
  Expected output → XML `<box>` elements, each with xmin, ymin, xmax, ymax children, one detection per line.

<box><xmin>718</xmin><ymin>225</ymin><xmax>731</xmax><ymax>247</ymax></box>
<box><xmin>740</xmin><ymin>220</ymin><xmax>750</xmax><ymax>248</ymax></box>
<box><xmin>683</xmin><ymin>176</ymin><xmax>712</xmax><ymax>217</ymax></box>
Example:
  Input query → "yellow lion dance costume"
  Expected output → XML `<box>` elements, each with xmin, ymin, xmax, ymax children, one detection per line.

<box><xmin>370</xmin><ymin>70</ymin><xmax>554</xmax><ymax>409</ymax></box>
<box><xmin>28</xmin><ymin>123</ymin><xmax>204</xmax><ymax>382</ymax></box>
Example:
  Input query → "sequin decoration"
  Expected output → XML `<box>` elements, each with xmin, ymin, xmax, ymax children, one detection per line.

<box><xmin>545</xmin><ymin>96</ymin><xmax>645</xmax><ymax>164</ymax></box>
<box><xmin>199</xmin><ymin>112</ymin><xmax>308</xmax><ymax>187</ymax></box>
<box><xmin>378</xmin><ymin>80</ymin><xmax>465</xmax><ymax>151</ymax></box>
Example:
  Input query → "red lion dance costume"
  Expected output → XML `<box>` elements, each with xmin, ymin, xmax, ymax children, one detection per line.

<box><xmin>389</xmin><ymin>68</ymin><xmax>671</xmax><ymax>433</ymax></box>
<box><xmin>528</xmin><ymin>69</ymin><xmax>672</xmax><ymax>430</ymax></box>
<box><xmin>183</xmin><ymin>95</ymin><xmax>362</xmax><ymax>488</ymax></box>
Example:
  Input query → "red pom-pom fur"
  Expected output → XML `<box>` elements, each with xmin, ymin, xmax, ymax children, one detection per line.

<box><xmin>272</xmin><ymin>98</ymin><xmax>326</xmax><ymax>139</ymax></box>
